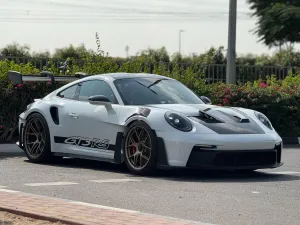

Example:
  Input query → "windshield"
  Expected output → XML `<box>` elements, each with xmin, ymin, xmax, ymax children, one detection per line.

<box><xmin>113</xmin><ymin>77</ymin><xmax>204</xmax><ymax>105</ymax></box>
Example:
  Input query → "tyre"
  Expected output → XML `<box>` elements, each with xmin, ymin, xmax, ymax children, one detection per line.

<box><xmin>123</xmin><ymin>121</ymin><xmax>157</xmax><ymax>175</ymax></box>
<box><xmin>23</xmin><ymin>112</ymin><xmax>53</xmax><ymax>163</ymax></box>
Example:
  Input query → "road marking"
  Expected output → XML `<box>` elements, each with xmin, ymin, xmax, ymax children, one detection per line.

<box><xmin>89</xmin><ymin>178</ymin><xmax>142</xmax><ymax>183</ymax></box>
<box><xmin>0</xmin><ymin>189</ymin><xmax>19</xmax><ymax>193</ymax></box>
<box><xmin>70</xmin><ymin>201</ymin><xmax>138</xmax><ymax>213</ymax></box>
<box><xmin>269</xmin><ymin>171</ymin><xmax>300</xmax><ymax>175</ymax></box>
<box><xmin>24</xmin><ymin>182</ymin><xmax>78</xmax><ymax>186</ymax></box>
<box><xmin>252</xmin><ymin>191</ymin><xmax>260</xmax><ymax>194</ymax></box>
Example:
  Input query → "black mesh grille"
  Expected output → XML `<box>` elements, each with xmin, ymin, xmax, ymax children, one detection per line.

<box><xmin>214</xmin><ymin>151</ymin><xmax>276</xmax><ymax>167</ymax></box>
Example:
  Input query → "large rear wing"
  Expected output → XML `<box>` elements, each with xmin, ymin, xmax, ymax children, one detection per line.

<box><xmin>7</xmin><ymin>70</ymin><xmax>88</xmax><ymax>89</ymax></box>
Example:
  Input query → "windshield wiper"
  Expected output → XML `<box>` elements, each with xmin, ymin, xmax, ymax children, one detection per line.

<box><xmin>135</xmin><ymin>81</ymin><xmax>158</xmax><ymax>95</ymax></box>
<box><xmin>147</xmin><ymin>79</ymin><xmax>163</xmax><ymax>88</ymax></box>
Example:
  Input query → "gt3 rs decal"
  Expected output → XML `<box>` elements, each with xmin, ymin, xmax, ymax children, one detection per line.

<box><xmin>54</xmin><ymin>136</ymin><xmax>115</xmax><ymax>151</ymax></box>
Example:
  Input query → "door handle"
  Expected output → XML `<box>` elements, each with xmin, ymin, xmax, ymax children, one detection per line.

<box><xmin>69</xmin><ymin>113</ymin><xmax>78</xmax><ymax>119</ymax></box>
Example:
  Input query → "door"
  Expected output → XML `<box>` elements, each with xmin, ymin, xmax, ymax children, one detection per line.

<box><xmin>50</xmin><ymin>83</ymin><xmax>81</xmax><ymax>153</ymax></box>
<box><xmin>55</xmin><ymin>79</ymin><xmax>124</xmax><ymax>160</ymax></box>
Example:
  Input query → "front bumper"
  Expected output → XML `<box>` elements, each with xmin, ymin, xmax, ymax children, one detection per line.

<box><xmin>156</xmin><ymin>131</ymin><xmax>283</xmax><ymax>169</ymax></box>
<box><xmin>185</xmin><ymin>144</ymin><xmax>283</xmax><ymax>170</ymax></box>
<box><xmin>17</xmin><ymin>115</ymin><xmax>26</xmax><ymax>150</ymax></box>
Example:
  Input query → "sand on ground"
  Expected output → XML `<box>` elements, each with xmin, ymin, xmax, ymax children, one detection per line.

<box><xmin>0</xmin><ymin>211</ymin><xmax>66</xmax><ymax>225</ymax></box>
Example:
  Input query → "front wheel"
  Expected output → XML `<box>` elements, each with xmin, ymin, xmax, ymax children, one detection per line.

<box><xmin>123</xmin><ymin>121</ymin><xmax>157</xmax><ymax>175</ymax></box>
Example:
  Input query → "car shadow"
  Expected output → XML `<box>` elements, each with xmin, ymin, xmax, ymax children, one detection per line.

<box><xmin>23</xmin><ymin>157</ymin><xmax>299</xmax><ymax>183</ymax></box>
<box><xmin>151</xmin><ymin>168</ymin><xmax>300</xmax><ymax>183</ymax></box>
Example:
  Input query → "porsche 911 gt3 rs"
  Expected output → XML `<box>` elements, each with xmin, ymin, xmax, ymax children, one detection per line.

<box><xmin>15</xmin><ymin>72</ymin><xmax>283</xmax><ymax>175</ymax></box>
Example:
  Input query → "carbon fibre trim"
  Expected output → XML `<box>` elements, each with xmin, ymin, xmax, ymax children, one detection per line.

<box><xmin>186</xmin><ymin>146</ymin><xmax>283</xmax><ymax>169</ymax></box>
<box><xmin>157</xmin><ymin>137</ymin><xmax>169</xmax><ymax>167</ymax></box>
<box><xmin>113</xmin><ymin>132</ymin><xmax>123</xmax><ymax>163</ymax></box>
<box><xmin>190</xmin><ymin>107</ymin><xmax>265</xmax><ymax>134</ymax></box>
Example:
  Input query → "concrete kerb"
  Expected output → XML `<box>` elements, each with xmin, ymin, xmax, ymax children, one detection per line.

<box><xmin>0</xmin><ymin>189</ymin><xmax>215</xmax><ymax>225</ymax></box>
<box><xmin>0</xmin><ymin>144</ymin><xmax>24</xmax><ymax>157</ymax></box>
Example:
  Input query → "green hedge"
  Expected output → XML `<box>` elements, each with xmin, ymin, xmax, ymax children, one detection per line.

<box><xmin>1</xmin><ymin>60</ymin><xmax>300</xmax><ymax>143</ymax></box>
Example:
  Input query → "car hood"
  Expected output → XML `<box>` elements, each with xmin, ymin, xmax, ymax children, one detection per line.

<box><xmin>147</xmin><ymin>104</ymin><xmax>266</xmax><ymax>134</ymax></box>
<box><xmin>147</xmin><ymin>104</ymin><xmax>240</xmax><ymax>116</ymax></box>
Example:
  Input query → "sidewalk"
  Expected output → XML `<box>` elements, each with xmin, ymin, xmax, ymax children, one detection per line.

<box><xmin>0</xmin><ymin>190</ymin><xmax>213</xmax><ymax>225</ymax></box>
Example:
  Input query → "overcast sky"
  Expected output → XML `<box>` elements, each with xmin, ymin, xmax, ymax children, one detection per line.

<box><xmin>0</xmin><ymin>0</ymin><xmax>288</xmax><ymax>57</ymax></box>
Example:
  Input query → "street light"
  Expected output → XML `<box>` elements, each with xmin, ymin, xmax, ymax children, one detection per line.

<box><xmin>226</xmin><ymin>0</ymin><xmax>237</xmax><ymax>84</ymax></box>
<box><xmin>179</xmin><ymin>29</ymin><xmax>185</xmax><ymax>55</ymax></box>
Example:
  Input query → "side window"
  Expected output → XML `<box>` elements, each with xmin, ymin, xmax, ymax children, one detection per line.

<box><xmin>78</xmin><ymin>80</ymin><xmax>118</xmax><ymax>104</ymax></box>
<box><xmin>57</xmin><ymin>84</ymin><xmax>78</xmax><ymax>100</ymax></box>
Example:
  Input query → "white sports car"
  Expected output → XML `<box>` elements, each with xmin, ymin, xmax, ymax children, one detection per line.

<box><xmin>12</xmin><ymin>72</ymin><xmax>283</xmax><ymax>175</ymax></box>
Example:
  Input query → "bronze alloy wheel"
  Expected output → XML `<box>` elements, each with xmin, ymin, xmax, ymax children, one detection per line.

<box><xmin>24</xmin><ymin>116</ymin><xmax>47</xmax><ymax>159</ymax></box>
<box><xmin>124</xmin><ymin>125</ymin><xmax>152</xmax><ymax>170</ymax></box>
<box><xmin>23</xmin><ymin>113</ymin><xmax>54</xmax><ymax>163</ymax></box>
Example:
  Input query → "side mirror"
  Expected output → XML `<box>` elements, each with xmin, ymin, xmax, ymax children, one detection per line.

<box><xmin>200</xmin><ymin>96</ymin><xmax>212</xmax><ymax>105</ymax></box>
<box><xmin>88</xmin><ymin>95</ymin><xmax>112</xmax><ymax>110</ymax></box>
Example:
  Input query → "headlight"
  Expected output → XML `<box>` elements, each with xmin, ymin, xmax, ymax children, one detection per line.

<box><xmin>254</xmin><ymin>111</ymin><xmax>272</xmax><ymax>130</ymax></box>
<box><xmin>164</xmin><ymin>112</ymin><xmax>192</xmax><ymax>132</ymax></box>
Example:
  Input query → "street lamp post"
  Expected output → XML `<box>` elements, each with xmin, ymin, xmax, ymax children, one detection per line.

<box><xmin>179</xmin><ymin>29</ymin><xmax>185</xmax><ymax>55</ymax></box>
<box><xmin>226</xmin><ymin>0</ymin><xmax>237</xmax><ymax>84</ymax></box>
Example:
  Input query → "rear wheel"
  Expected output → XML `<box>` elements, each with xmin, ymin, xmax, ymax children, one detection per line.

<box><xmin>23</xmin><ymin>113</ymin><xmax>53</xmax><ymax>163</ymax></box>
<box><xmin>123</xmin><ymin>121</ymin><xmax>157</xmax><ymax>175</ymax></box>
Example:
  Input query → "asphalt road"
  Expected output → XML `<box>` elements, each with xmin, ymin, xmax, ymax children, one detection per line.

<box><xmin>0</xmin><ymin>145</ymin><xmax>300</xmax><ymax>225</ymax></box>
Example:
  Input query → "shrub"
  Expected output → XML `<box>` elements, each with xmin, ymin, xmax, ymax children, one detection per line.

<box><xmin>209</xmin><ymin>77</ymin><xmax>300</xmax><ymax>136</ymax></box>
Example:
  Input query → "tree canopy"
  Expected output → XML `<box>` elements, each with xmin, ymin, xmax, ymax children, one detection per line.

<box><xmin>247</xmin><ymin>0</ymin><xmax>300</xmax><ymax>48</ymax></box>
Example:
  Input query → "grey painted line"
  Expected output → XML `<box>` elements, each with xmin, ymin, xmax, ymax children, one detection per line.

<box><xmin>24</xmin><ymin>182</ymin><xmax>79</xmax><ymax>187</ymax></box>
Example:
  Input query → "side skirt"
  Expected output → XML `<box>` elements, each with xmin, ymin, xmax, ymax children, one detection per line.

<box><xmin>53</xmin><ymin>152</ymin><xmax>117</xmax><ymax>164</ymax></box>
<box><xmin>52</xmin><ymin>132</ymin><xmax>125</xmax><ymax>165</ymax></box>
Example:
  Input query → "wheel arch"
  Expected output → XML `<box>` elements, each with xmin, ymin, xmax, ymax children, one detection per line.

<box><xmin>122</xmin><ymin>118</ymin><xmax>169</xmax><ymax>170</ymax></box>
<box><xmin>124</xmin><ymin>116</ymin><xmax>153</xmax><ymax>130</ymax></box>
<box><xmin>24</xmin><ymin>108</ymin><xmax>48</xmax><ymax>122</ymax></box>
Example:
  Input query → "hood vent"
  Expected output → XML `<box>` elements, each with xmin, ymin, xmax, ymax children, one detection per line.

<box><xmin>190</xmin><ymin>111</ymin><xmax>223</xmax><ymax>123</ymax></box>
<box><xmin>190</xmin><ymin>109</ymin><xmax>251</xmax><ymax>124</ymax></box>
<box><xmin>232</xmin><ymin>116</ymin><xmax>250</xmax><ymax>123</ymax></box>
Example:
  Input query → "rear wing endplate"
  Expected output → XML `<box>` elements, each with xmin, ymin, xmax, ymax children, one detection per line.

<box><xmin>7</xmin><ymin>70</ymin><xmax>88</xmax><ymax>90</ymax></box>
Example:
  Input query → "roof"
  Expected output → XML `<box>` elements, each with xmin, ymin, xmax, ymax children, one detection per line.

<box><xmin>90</xmin><ymin>72</ymin><xmax>171</xmax><ymax>80</ymax></box>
